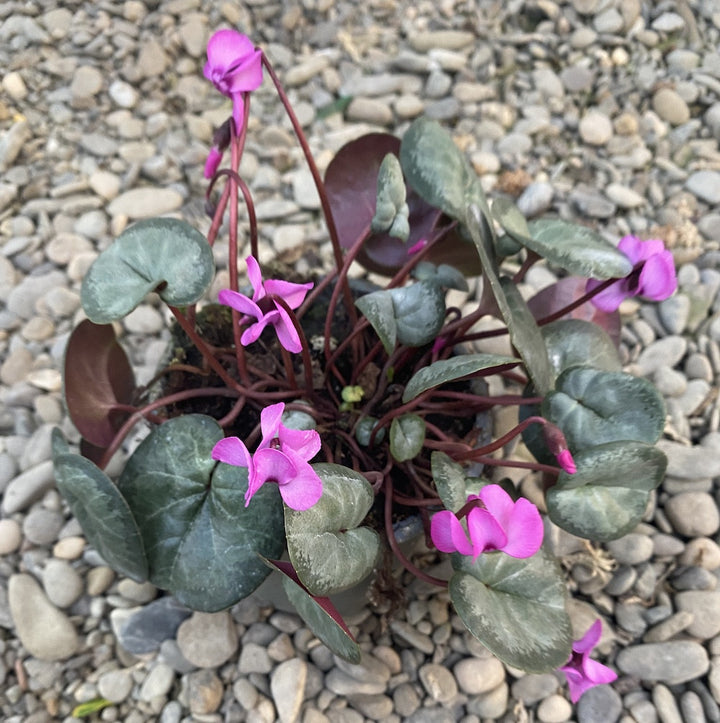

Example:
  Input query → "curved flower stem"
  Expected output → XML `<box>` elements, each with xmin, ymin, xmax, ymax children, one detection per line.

<box><xmin>454</xmin><ymin>414</ymin><xmax>550</xmax><ymax>462</ymax></box>
<box><xmin>168</xmin><ymin>306</ymin><xmax>243</xmax><ymax>392</ymax></box>
<box><xmin>384</xmin><ymin>476</ymin><xmax>447</xmax><ymax>588</ymax></box>
<box><xmin>217</xmin><ymin>394</ymin><xmax>247</xmax><ymax>429</ymax></box>
<box><xmin>464</xmin><ymin>455</ymin><xmax>562</xmax><ymax>475</ymax></box>
<box><xmin>99</xmin><ymin>386</ymin><xmax>241</xmax><ymax>470</ymax></box>
<box><xmin>261</xmin><ymin>52</ymin><xmax>358</xmax><ymax>329</ymax></box>
<box><xmin>536</xmin><ymin>274</ymin><xmax>627</xmax><ymax>326</ymax></box>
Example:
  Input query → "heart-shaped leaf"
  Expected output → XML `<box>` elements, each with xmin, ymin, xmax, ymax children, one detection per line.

<box><xmin>540</xmin><ymin>319</ymin><xmax>621</xmax><ymax>377</ymax></box>
<box><xmin>51</xmin><ymin>429</ymin><xmax>148</xmax><ymax>582</ymax></box>
<box><xmin>325</xmin><ymin>133</ymin><xmax>477</xmax><ymax>276</ymax></box>
<box><xmin>403</xmin><ymin>353</ymin><xmax>518</xmax><ymax>403</ymax></box>
<box><xmin>392</xmin><ymin>280</ymin><xmax>447</xmax><ymax>347</ymax></box>
<box><xmin>543</xmin><ymin>367</ymin><xmax>665</xmax><ymax>452</ymax></box>
<box><xmin>400</xmin><ymin>118</ymin><xmax>488</xmax><ymax>223</ymax></box>
<box><xmin>63</xmin><ymin>320</ymin><xmax>136</xmax><ymax>449</ymax></box>
<box><xmin>523</xmin><ymin>219</ymin><xmax>633</xmax><ymax>279</ymax></box>
<box><xmin>264</xmin><ymin>559</ymin><xmax>361</xmax><ymax>663</ymax></box>
<box><xmin>390</xmin><ymin>414</ymin><xmax>426</xmax><ymax>462</ymax></box>
<box><xmin>450</xmin><ymin>547</ymin><xmax>572</xmax><ymax>672</ymax></box>
<box><xmin>81</xmin><ymin>218</ymin><xmax>215</xmax><ymax>324</ymax></box>
<box><xmin>355</xmin><ymin>289</ymin><xmax>396</xmax><ymax>353</ymax></box>
<box><xmin>284</xmin><ymin>463</ymin><xmax>380</xmax><ymax>597</ymax></box>
<box><xmin>547</xmin><ymin>441</ymin><xmax>667</xmax><ymax>540</ymax></box>
<box><xmin>431</xmin><ymin>451</ymin><xmax>467</xmax><ymax>512</ymax></box>
<box><xmin>117</xmin><ymin>415</ymin><xmax>284</xmax><ymax>611</ymax></box>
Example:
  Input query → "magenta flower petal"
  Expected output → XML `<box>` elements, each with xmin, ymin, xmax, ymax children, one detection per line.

<box><xmin>466</xmin><ymin>506</ymin><xmax>507</xmax><ymax>557</ymax></box>
<box><xmin>259</xmin><ymin>402</ymin><xmax>285</xmax><ymax>444</ymax></box>
<box><xmin>264</xmin><ymin>278</ymin><xmax>314</xmax><ymax>309</ymax></box>
<box><xmin>477</xmin><ymin>485</ymin><xmax>514</xmax><ymax>529</ymax></box>
<box><xmin>585</xmin><ymin>278</ymin><xmax>630</xmax><ymax>312</ymax></box>
<box><xmin>638</xmin><ymin>251</ymin><xmax>677</xmax><ymax>300</ymax></box>
<box><xmin>273</xmin><ymin>302</ymin><xmax>303</xmax><ymax>353</ymax></box>
<box><xmin>559</xmin><ymin>619</ymin><xmax>617</xmax><ymax>703</ymax></box>
<box><xmin>224</xmin><ymin>50</ymin><xmax>263</xmax><ymax>94</ymax></box>
<box><xmin>240</xmin><ymin>317</ymin><xmax>270</xmax><ymax>346</ymax></box>
<box><xmin>211</xmin><ymin>436</ymin><xmax>252</xmax><ymax>468</ymax></box>
<box><xmin>205</xmin><ymin>30</ymin><xmax>256</xmax><ymax>75</ymax></box>
<box><xmin>218</xmin><ymin>288</ymin><xmax>262</xmax><ymax>317</ymax></box>
<box><xmin>204</xmin><ymin>147</ymin><xmax>223</xmax><ymax>178</ymax></box>
<box><xmin>430</xmin><ymin>511</ymin><xmax>474</xmax><ymax>556</ymax></box>
<box><xmin>249</xmin><ymin>447</ymin><xmax>296</xmax><ymax>505</ymax></box>
<box><xmin>573</xmin><ymin>619</ymin><xmax>602</xmax><ymax>653</ymax></box>
<box><xmin>279</xmin><ymin>426</ymin><xmax>321</xmax><ymax>460</ymax></box>
<box><xmin>277</xmin><ymin>455</ymin><xmax>324</xmax><ymax>510</ymax></box>
<box><xmin>500</xmin><ymin>498</ymin><xmax>543</xmax><ymax>558</ymax></box>
<box><xmin>245</xmin><ymin>256</ymin><xmax>264</xmax><ymax>299</ymax></box>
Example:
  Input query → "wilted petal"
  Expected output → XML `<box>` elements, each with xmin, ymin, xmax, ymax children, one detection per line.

<box><xmin>211</xmin><ymin>436</ymin><xmax>252</xmax><ymax>468</ymax></box>
<box><xmin>431</xmin><ymin>510</ymin><xmax>474</xmax><ymax>556</ymax></box>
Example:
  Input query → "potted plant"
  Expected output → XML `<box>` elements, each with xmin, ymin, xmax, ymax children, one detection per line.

<box><xmin>52</xmin><ymin>29</ymin><xmax>676</xmax><ymax>700</ymax></box>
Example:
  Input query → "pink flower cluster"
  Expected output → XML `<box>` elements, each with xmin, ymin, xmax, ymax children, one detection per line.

<box><xmin>559</xmin><ymin>619</ymin><xmax>618</xmax><ymax>703</ymax></box>
<box><xmin>587</xmin><ymin>235</ymin><xmax>677</xmax><ymax>312</ymax></box>
<box><xmin>430</xmin><ymin>485</ymin><xmax>543</xmax><ymax>560</ymax></box>
<box><xmin>219</xmin><ymin>256</ymin><xmax>313</xmax><ymax>354</ymax></box>
<box><xmin>212</xmin><ymin>402</ymin><xmax>323</xmax><ymax>510</ymax></box>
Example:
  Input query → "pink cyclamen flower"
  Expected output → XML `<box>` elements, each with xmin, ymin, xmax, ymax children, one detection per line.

<box><xmin>204</xmin><ymin>29</ymin><xmax>263</xmax><ymax>133</ymax></box>
<box><xmin>559</xmin><ymin>620</ymin><xmax>618</xmax><ymax>703</ymax></box>
<box><xmin>430</xmin><ymin>485</ymin><xmax>543</xmax><ymax>560</ymax></box>
<box><xmin>218</xmin><ymin>256</ymin><xmax>313</xmax><ymax>353</ymax></box>
<box><xmin>211</xmin><ymin>402</ymin><xmax>323</xmax><ymax>510</ymax></box>
<box><xmin>586</xmin><ymin>235</ymin><xmax>677</xmax><ymax>312</ymax></box>
<box><xmin>556</xmin><ymin>449</ymin><xmax>577</xmax><ymax>475</ymax></box>
<box><xmin>407</xmin><ymin>238</ymin><xmax>428</xmax><ymax>255</ymax></box>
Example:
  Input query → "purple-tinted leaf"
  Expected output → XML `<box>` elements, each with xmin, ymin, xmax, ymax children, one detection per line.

<box><xmin>64</xmin><ymin>320</ymin><xmax>135</xmax><ymax>449</ymax></box>
<box><xmin>325</xmin><ymin>133</ymin><xmax>479</xmax><ymax>275</ymax></box>
<box><xmin>526</xmin><ymin>276</ymin><xmax>621</xmax><ymax>347</ymax></box>
<box><xmin>264</xmin><ymin>558</ymin><xmax>361</xmax><ymax>662</ymax></box>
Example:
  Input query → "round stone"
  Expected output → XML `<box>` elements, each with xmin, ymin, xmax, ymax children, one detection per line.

<box><xmin>0</xmin><ymin>518</ymin><xmax>22</xmax><ymax>554</ymax></box>
<box><xmin>8</xmin><ymin>573</ymin><xmax>79</xmax><ymax>660</ymax></box>
<box><xmin>665</xmin><ymin>492</ymin><xmax>720</xmax><ymax>537</ymax></box>
<box><xmin>176</xmin><ymin>611</ymin><xmax>239</xmax><ymax>668</ymax></box>
<box><xmin>538</xmin><ymin>693</ymin><xmax>573</xmax><ymax>722</ymax></box>
<box><xmin>98</xmin><ymin>669</ymin><xmax>133</xmax><ymax>703</ymax></box>
<box><xmin>579</xmin><ymin>110</ymin><xmax>613</xmax><ymax>145</ymax></box>
<box><xmin>454</xmin><ymin>656</ymin><xmax>505</xmax><ymax>695</ymax></box>
<box><xmin>652</xmin><ymin>88</ymin><xmax>690</xmax><ymax>125</ymax></box>
<box><xmin>42</xmin><ymin>558</ymin><xmax>84</xmax><ymax>608</ymax></box>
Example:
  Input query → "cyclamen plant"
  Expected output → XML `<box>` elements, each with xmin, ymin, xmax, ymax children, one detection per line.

<box><xmin>53</xmin><ymin>29</ymin><xmax>677</xmax><ymax>694</ymax></box>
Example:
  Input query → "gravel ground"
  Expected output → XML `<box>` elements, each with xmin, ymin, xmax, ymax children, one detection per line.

<box><xmin>2</xmin><ymin>1</ymin><xmax>720</xmax><ymax>721</ymax></box>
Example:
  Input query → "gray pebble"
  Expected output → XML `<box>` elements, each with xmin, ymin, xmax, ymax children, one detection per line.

<box><xmin>42</xmin><ymin>558</ymin><xmax>84</xmax><ymax>608</ymax></box>
<box><xmin>665</xmin><ymin>492</ymin><xmax>720</xmax><ymax>537</ymax></box>
<box><xmin>577</xmin><ymin>683</ymin><xmax>622</xmax><ymax>723</ymax></box>
<box><xmin>616</xmin><ymin>641</ymin><xmax>709</xmax><ymax>683</ymax></box>
<box><xmin>653</xmin><ymin>684</ymin><xmax>683</xmax><ymax>723</ymax></box>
